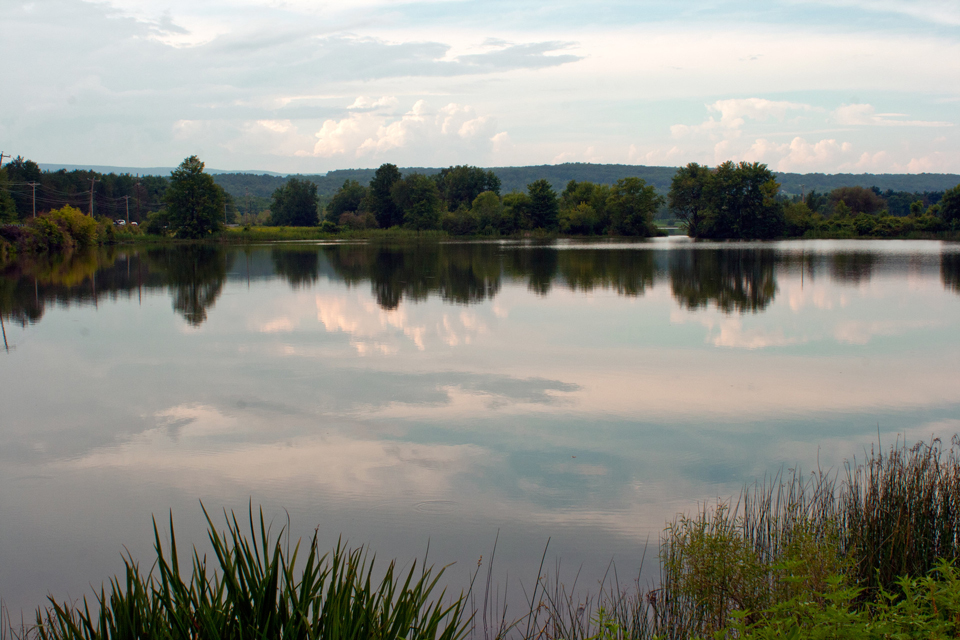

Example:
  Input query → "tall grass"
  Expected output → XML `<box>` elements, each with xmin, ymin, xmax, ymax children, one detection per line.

<box><xmin>34</xmin><ymin>505</ymin><xmax>470</xmax><ymax>640</ymax></box>
<box><xmin>20</xmin><ymin>438</ymin><xmax>960</xmax><ymax>640</ymax></box>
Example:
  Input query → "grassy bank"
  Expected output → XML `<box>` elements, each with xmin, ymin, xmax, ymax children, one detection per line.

<box><xmin>8</xmin><ymin>438</ymin><xmax>960</xmax><ymax>640</ymax></box>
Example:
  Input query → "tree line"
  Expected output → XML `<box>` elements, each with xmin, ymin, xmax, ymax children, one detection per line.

<box><xmin>3</xmin><ymin>155</ymin><xmax>959</xmax><ymax>242</ymax></box>
<box><xmin>669</xmin><ymin>161</ymin><xmax>960</xmax><ymax>239</ymax></box>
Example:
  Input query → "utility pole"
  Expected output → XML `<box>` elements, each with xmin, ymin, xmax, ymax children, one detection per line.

<box><xmin>123</xmin><ymin>195</ymin><xmax>131</xmax><ymax>225</ymax></box>
<box><xmin>28</xmin><ymin>181</ymin><xmax>38</xmax><ymax>218</ymax></box>
<box><xmin>800</xmin><ymin>184</ymin><xmax>805</xmax><ymax>200</ymax></box>
<box><xmin>88</xmin><ymin>177</ymin><xmax>100</xmax><ymax>217</ymax></box>
<box><xmin>224</xmin><ymin>201</ymin><xmax>228</xmax><ymax>225</ymax></box>
<box><xmin>0</xmin><ymin>152</ymin><xmax>9</xmax><ymax>168</ymax></box>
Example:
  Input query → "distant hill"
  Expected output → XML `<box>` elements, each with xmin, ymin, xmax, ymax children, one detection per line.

<box><xmin>210</xmin><ymin>164</ymin><xmax>960</xmax><ymax>200</ymax></box>
<box><xmin>37</xmin><ymin>162</ymin><xmax>960</xmax><ymax>200</ymax></box>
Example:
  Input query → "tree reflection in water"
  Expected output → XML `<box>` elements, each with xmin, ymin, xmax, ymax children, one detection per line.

<box><xmin>7</xmin><ymin>242</ymin><xmax>956</xmax><ymax>329</ymax></box>
<box><xmin>147</xmin><ymin>246</ymin><xmax>231</xmax><ymax>326</ymax></box>
<box><xmin>670</xmin><ymin>248</ymin><xmax>778</xmax><ymax>313</ymax></box>
<box><xmin>943</xmin><ymin>252</ymin><xmax>960</xmax><ymax>294</ymax></box>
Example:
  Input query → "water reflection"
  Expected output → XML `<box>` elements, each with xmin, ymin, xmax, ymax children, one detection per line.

<box><xmin>3</xmin><ymin>241</ymin><xmax>960</xmax><ymax>328</ymax></box>
<box><xmin>271</xmin><ymin>247</ymin><xmax>320</xmax><ymax>289</ymax></box>
<box><xmin>829</xmin><ymin>252</ymin><xmax>877</xmax><ymax>285</ymax></box>
<box><xmin>670</xmin><ymin>249</ymin><xmax>777</xmax><ymax>313</ymax></box>
<box><xmin>943</xmin><ymin>253</ymin><xmax>960</xmax><ymax>294</ymax></box>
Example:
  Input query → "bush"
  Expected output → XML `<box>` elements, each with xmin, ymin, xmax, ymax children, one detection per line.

<box><xmin>440</xmin><ymin>206</ymin><xmax>479</xmax><ymax>235</ymax></box>
<box><xmin>47</xmin><ymin>206</ymin><xmax>98</xmax><ymax>248</ymax></box>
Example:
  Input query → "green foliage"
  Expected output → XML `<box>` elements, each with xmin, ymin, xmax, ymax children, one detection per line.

<box><xmin>164</xmin><ymin>157</ymin><xmax>225</xmax><ymax>239</ymax></box>
<box><xmin>470</xmin><ymin>191</ymin><xmax>506</xmax><ymax>234</ymax></box>
<box><xmin>0</xmin><ymin>168</ymin><xmax>18</xmax><ymax>223</ymax></box>
<box><xmin>668</xmin><ymin>162</ymin><xmax>784</xmax><ymax>239</ymax></box>
<box><xmin>434</xmin><ymin>165</ymin><xmax>501</xmax><ymax>211</ymax></box>
<box><xmin>367</xmin><ymin>164</ymin><xmax>403</xmax><ymax>228</ymax></box>
<box><xmin>730</xmin><ymin>561</ymin><xmax>960</xmax><ymax>640</ymax></box>
<box><xmin>829</xmin><ymin>186</ymin><xmax>885</xmax><ymax>215</ymax></box>
<box><xmin>35</xmin><ymin>506</ymin><xmax>470</xmax><ymax>640</ymax></box>
<box><xmin>783</xmin><ymin>202</ymin><xmax>817</xmax><ymax>237</ymax></box>
<box><xmin>325</xmin><ymin>180</ymin><xmax>368</xmax><ymax>224</ymax></box>
<box><xmin>668</xmin><ymin>163</ymin><xmax>712</xmax><ymax>237</ymax></box>
<box><xmin>270</xmin><ymin>177</ymin><xmax>319</xmax><ymax>227</ymax></box>
<box><xmin>940</xmin><ymin>183</ymin><xmax>960</xmax><ymax>224</ymax></box>
<box><xmin>441</xmin><ymin>206</ymin><xmax>480</xmax><ymax>236</ymax></box>
<box><xmin>144</xmin><ymin>210</ymin><xmax>171</xmax><ymax>236</ymax></box>
<box><xmin>606</xmin><ymin>177</ymin><xmax>663</xmax><ymax>237</ymax></box>
<box><xmin>48</xmin><ymin>206</ymin><xmax>99</xmax><ymax>249</ymax></box>
<box><xmin>391</xmin><ymin>174</ymin><xmax>442</xmax><ymax>231</ymax></box>
<box><xmin>525</xmin><ymin>179</ymin><xmax>559</xmax><ymax>230</ymax></box>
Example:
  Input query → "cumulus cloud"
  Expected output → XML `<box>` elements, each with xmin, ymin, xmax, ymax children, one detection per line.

<box><xmin>313</xmin><ymin>99</ymin><xmax>501</xmax><ymax>159</ymax></box>
<box><xmin>833</xmin><ymin>103</ymin><xmax>953</xmax><ymax>127</ymax></box>
<box><xmin>672</xmin><ymin>98</ymin><xmax>815</xmax><ymax>139</ymax></box>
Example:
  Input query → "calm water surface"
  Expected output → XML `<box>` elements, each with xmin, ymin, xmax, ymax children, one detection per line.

<box><xmin>2</xmin><ymin>238</ymin><xmax>960</xmax><ymax>614</ymax></box>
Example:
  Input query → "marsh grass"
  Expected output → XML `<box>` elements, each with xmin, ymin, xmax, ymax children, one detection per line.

<box><xmin>20</xmin><ymin>438</ymin><xmax>960</xmax><ymax>640</ymax></box>
<box><xmin>34</xmin><ymin>505</ymin><xmax>470</xmax><ymax>640</ymax></box>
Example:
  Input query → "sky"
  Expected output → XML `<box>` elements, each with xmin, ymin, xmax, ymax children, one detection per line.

<box><xmin>2</xmin><ymin>0</ymin><xmax>959</xmax><ymax>174</ymax></box>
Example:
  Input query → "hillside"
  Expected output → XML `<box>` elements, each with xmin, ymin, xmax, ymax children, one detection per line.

<box><xmin>208</xmin><ymin>164</ymin><xmax>960</xmax><ymax>199</ymax></box>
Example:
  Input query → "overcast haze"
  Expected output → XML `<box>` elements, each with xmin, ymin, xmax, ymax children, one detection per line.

<box><xmin>3</xmin><ymin>0</ymin><xmax>959</xmax><ymax>174</ymax></box>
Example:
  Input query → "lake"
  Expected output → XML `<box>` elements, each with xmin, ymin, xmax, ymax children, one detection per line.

<box><xmin>2</xmin><ymin>237</ymin><xmax>960</xmax><ymax>616</ymax></box>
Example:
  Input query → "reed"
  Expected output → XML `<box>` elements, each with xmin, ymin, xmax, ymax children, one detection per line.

<box><xmin>34</xmin><ymin>505</ymin><xmax>470</xmax><ymax>640</ymax></box>
<box><xmin>22</xmin><ymin>437</ymin><xmax>960</xmax><ymax>640</ymax></box>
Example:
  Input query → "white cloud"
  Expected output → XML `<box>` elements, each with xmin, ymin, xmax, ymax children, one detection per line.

<box><xmin>833</xmin><ymin>103</ymin><xmax>954</xmax><ymax>127</ymax></box>
<box><xmin>673</xmin><ymin>98</ymin><xmax>815</xmax><ymax>140</ymax></box>
<box><xmin>312</xmin><ymin>100</ymin><xmax>500</xmax><ymax>159</ymax></box>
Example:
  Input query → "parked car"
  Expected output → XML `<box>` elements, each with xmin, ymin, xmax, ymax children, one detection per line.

<box><xmin>115</xmin><ymin>220</ymin><xmax>126</xmax><ymax>226</ymax></box>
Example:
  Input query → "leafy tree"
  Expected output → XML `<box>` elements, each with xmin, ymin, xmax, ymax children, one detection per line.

<box><xmin>164</xmin><ymin>156</ymin><xmax>225</xmax><ymax>238</ymax></box>
<box><xmin>325</xmin><ymin>179</ymin><xmax>368</xmax><ymax>224</ymax></box>
<box><xmin>606</xmin><ymin>177</ymin><xmax>663</xmax><ymax>236</ymax></box>
<box><xmin>4</xmin><ymin>157</ymin><xmax>42</xmax><ymax>219</ymax></box>
<box><xmin>497</xmin><ymin>192</ymin><xmax>526</xmax><ymax>235</ymax></box>
<box><xmin>702</xmin><ymin>161</ymin><xmax>784</xmax><ymax>239</ymax></box>
<box><xmin>669</xmin><ymin>163</ymin><xmax>712</xmax><ymax>237</ymax></box>
<box><xmin>434</xmin><ymin>165</ymin><xmax>501</xmax><ymax>210</ymax></box>
<box><xmin>560</xmin><ymin>180</ymin><xmax>611</xmax><ymax>234</ymax></box>
<box><xmin>366</xmin><ymin>164</ymin><xmax>403</xmax><ymax>228</ymax></box>
<box><xmin>940</xmin><ymin>184</ymin><xmax>960</xmax><ymax>224</ymax></box>
<box><xmin>0</xmin><ymin>168</ymin><xmax>17</xmax><ymax>223</ymax></box>
<box><xmin>525</xmin><ymin>179</ymin><xmax>559</xmax><ymax>230</ymax></box>
<box><xmin>270</xmin><ymin>177</ymin><xmax>319</xmax><ymax>226</ymax></box>
<box><xmin>910</xmin><ymin>200</ymin><xmax>925</xmax><ymax>217</ymax></box>
<box><xmin>829</xmin><ymin>186</ymin><xmax>885</xmax><ymax>215</ymax></box>
<box><xmin>390</xmin><ymin>173</ymin><xmax>442</xmax><ymax>231</ymax></box>
<box><xmin>470</xmin><ymin>191</ymin><xmax>504</xmax><ymax>234</ymax></box>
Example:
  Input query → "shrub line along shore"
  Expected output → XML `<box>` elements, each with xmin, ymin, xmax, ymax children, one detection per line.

<box><xmin>7</xmin><ymin>438</ymin><xmax>960</xmax><ymax>640</ymax></box>
<box><xmin>3</xmin><ymin>155</ymin><xmax>959</xmax><ymax>260</ymax></box>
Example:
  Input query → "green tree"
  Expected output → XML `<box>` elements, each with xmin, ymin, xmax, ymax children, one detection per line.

<box><xmin>668</xmin><ymin>163</ymin><xmax>712</xmax><ymax>237</ymax></box>
<box><xmin>366</xmin><ymin>164</ymin><xmax>403</xmax><ymax>228</ymax></box>
<box><xmin>164</xmin><ymin>156</ymin><xmax>225</xmax><ymax>238</ymax></box>
<box><xmin>4</xmin><ymin>156</ymin><xmax>43</xmax><ymax>220</ymax></box>
<box><xmin>701</xmin><ymin>161</ymin><xmax>784</xmax><ymax>239</ymax></box>
<box><xmin>525</xmin><ymin>179</ymin><xmax>559</xmax><ymax>230</ymax></box>
<box><xmin>829</xmin><ymin>186</ymin><xmax>885</xmax><ymax>215</ymax></box>
<box><xmin>500</xmin><ymin>192</ymin><xmax>528</xmax><ymax>234</ymax></box>
<box><xmin>325</xmin><ymin>179</ymin><xmax>368</xmax><ymax>224</ymax></box>
<box><xmin>560</xmin><ymin>180</ymin><xmax>611</xmax><ymax>235</ymax></box>
<box><xmin>470</xmin><ymin>191</ymin><xmax>504</xmax><ymax>234</ymax></box>
<box><xmin>0</xmin><ymin>167</ymin><xmax>17</xmax><ymax>223</ymax></box>
<box><xmin>434</xmin><ymin>165</ymin><xmax>501</xmax><ymax>210</ymax></box>
<box><xmin>940</xmin><ymin>184</ymin><xmax>960</xmax><ymax>224</ymax></box>
<box><xmin>270</xmin><ymin>177</ymin><xmax>319</xmax><ymax>226</ymax></box>
<box><xmin>391</xmin><ymin>173</ymin><xmax>442</xmax><ymax>231</ymax></box>
<box><xmin>606</xmin><ymin>176</ymin><xmax>663</xmax><ymax>236</ymax></box>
